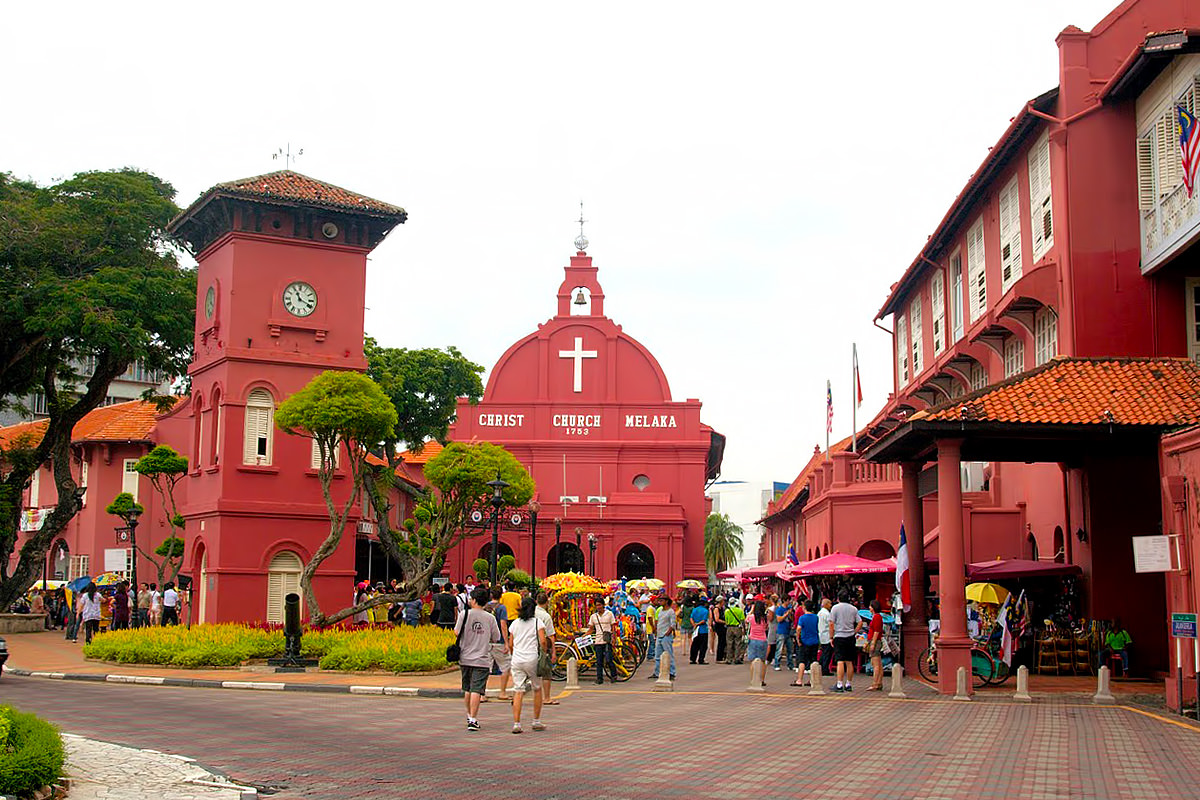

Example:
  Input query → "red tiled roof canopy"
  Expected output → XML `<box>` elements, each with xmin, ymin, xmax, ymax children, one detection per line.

<box><xmin>0</xmin><ymin>399</ymin><xmax>177</xmax><ymax>449</ymax></box>
<box><xmin>915</xmin><ymin>357</ymin><xmax>1200</xmax><ymax>426</ymax></box>
<box><xmin>211</xmin><ymin>170</ymin><xmax>406</xmax><ymax>217</ymax></box>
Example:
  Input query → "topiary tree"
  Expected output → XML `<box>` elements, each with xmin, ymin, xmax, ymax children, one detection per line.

<box><xmin>497</xmin><ymin>554</ymin><xmax>516</xmax><ymax>581</ymax></box>
<box><xmin>275</xmin><ymin>370</ymin><xmax>398</xmax><ymax>627</ymax></box>
<box><xmin>132</xmin><ymin>444</ymin><xmax>189</xmax><ymax>588</ymax></box>
<box><xmin>505</xmin><ymin>568</ymin><xmax>531</xmax><ymax>588</ymax></box>
<box><xmin>472</xmin><ymin>558</ymin><xmax>489</xmax><ymax>581</ymax></box>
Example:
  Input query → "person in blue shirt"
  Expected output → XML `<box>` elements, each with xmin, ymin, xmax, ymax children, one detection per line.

<box><xmin>773</xmin><ymin>597</ymin><xmax>798</xmax><ymax>671</ymax></box>
<box><xmin>689</xmin><ymin>598</ymin><xmax>711</xmax><ymax>665</ymax></box>
<box><xmin>792</xmin><ymin>600</ymin><xmax>821</xmax><ymax>687</ymax></box>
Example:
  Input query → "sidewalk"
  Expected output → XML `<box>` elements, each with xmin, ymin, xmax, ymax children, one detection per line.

<box><xmin>62</xmin><ymin>734</ymin><xmax>254</xmax><ymax>800</ymax></box>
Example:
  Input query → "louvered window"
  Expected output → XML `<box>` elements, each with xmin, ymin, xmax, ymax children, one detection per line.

<box><xmin>311</xmin><ymin>438</ymin><xmax>341</xmax><ymax>470</ymax></box>
<box><xmin>910</xmin><ymin>295</ymin><xmax>924</xmax><ymax>377</ymax></box>
<box><xmin>123</xmin><ymin>459</ymin><xmax>139</xmax><ymax>502</ymax></box>
<box><xmin>999</xmin><ymin>177</ymin><xmax>1023</xmax><ymax>293</ymax></box>
<box><xmin>950</xmin><ymin>251</ymin><xmax>964</xmax><ymax>341</ymax></box>
<box><xmin>266</xmin><ymin>551</ymin><xmax>303</xmax><ymax>623</ymax></box>
<box><xmin>80</xmin><ymin>458</ymin><xmax>89</xmax><ymax>507</ymax></box>
<box><xmin>69</xmin><ymin>554</ymin><xmax>89</xmax><ymax>581</ymax></box>
<box><xmin>1034</xmin><ymin>307</ymin><xmax>1058</xmax><ymax>366</ymax></box>
<box><xmin>967</xmin><ymin>218</ymin><xmax>987</xmax><ymax>322</ymax></box>
<box><xmin>896</xmin><ymin>314</ymin><xmax>909</xmax><ymax>386</ymax></box>
<box><xmin>243</xmin><ymin>389</ymin><xmax>274</xmax><ymax>466</ymax></box>
<box><xmin>931</xmin><ymin>271</ymin><xmax>945</xmax><ymax>355</ymax></box>
<box><xmin>1138</xmin><ymin>68</ymin><xmax>1200</xmax><ymax>268</ymax></box>
<box><xmin>1003</xmin><ymin>337</ymin><xmax>1025</xmax><ymax>378</ymax></box>
<box><xmin>969</xmin><ymin>360</ymin><xmax>988</xmax><ymax>392</ymax></box>
<box><xmin>1028</xmin><ymin>134</ymin><xmax>1053</xmax><ymax>262</ymax></box>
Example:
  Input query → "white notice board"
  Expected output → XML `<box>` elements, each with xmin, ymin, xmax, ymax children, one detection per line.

<box><xmin>104</xmin><ymin>548</ymin><xmax>128</xmax><ymax>573</ymax></box>
<box><xmin>1132</xmin><ymin>535</ymin><xmax>1173</xmax><ymax>573</ymax></box>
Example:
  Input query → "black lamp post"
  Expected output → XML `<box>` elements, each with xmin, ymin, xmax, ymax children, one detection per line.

<box><xmin>487</xmin><ymin>473</ymin><xmax>509</xmax><ymax>586</ymax></box>
<box><xmin>114</xmin><ymin>506</ymin><xmax>142</xmax><ymax>628</ymax></box>
<box><xmin>588</xmin><ymin>532</ymin><xmax>597</xmax><ymax>576</ymax></box>
<box><xmin>528</xmin><ymin>500</ymin><xmax>540</xmax><ymax>584</ymax></box>
<box><xmin>554</xmin><ymin>518</ymin><xmax>562</xmax><ymax>574</ymax></box>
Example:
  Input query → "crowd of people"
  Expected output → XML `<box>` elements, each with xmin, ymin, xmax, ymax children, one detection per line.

<box><xmin>15</xmin><ymin>581</ymin><xmax>184</xmax><ymax>643</ymax></box>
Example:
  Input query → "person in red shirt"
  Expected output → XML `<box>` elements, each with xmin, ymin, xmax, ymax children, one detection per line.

<box><xmin>866</xmin><ymin>599</ymin><xmax>885</xmax><ymax>691</ymax></box>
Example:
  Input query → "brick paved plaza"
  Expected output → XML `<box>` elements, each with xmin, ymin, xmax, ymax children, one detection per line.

<box><xmin>4</xmin><ymin>633</ymin><xmax>1199</xmax><ymax>799</ymax></box>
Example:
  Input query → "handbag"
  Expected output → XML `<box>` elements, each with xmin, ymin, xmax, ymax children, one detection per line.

<box><xmin>537</xmin><ymin>639</ymin><xmax>553</xmax><ymax>678</ymax></box>
<box><xmin>446</xmin><ymin>609</ymin><xmax>468</xmax><ymax>663</ymax></box>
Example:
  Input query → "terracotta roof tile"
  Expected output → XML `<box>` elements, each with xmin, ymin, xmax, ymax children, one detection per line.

<box><xmin>398</xmin><ymin>440</ymin><xmax>443</xmax><ymax>465</ymax></box>
<box><xmin>212</xmin><ymin>170</ymin><xmax>406</xmax><ymax>218</ymax></box>
<box><xmin>0</xmin><ymin>399</ymin><xmax>177</xmax><ymax>449</ymax></box>
<box><xmin>916</xmin><ymin>357</ymin><xmax>1200</xmax><ymax>426</ymax></box>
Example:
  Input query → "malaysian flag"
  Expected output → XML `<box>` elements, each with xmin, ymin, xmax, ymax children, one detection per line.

<box><xmin>1180</xmin><ymin>105</ymin><xmax>1200</xmax><ymax>199</ymax></box>
<box><xmin>786</xmin><ymin>530</ymin><xmax>800</xmax><ymax>568</ymax></box>
<box><xmin>826</xmin><ymin>379</ymin><xmax>833</xmax><ymax>433</ymax></box>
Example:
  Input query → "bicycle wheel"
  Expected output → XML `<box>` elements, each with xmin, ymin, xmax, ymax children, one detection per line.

<box><xmin>612</xmin><ymin>643</ymin><xmax>638</xmax><ymax>682</ymax></box>
<box><xmin>970</xmin><ymin>647</ymin><xmax>995</xmax><ymax>688</ymax></box>
<box><xmin>989</xmin><ymin>658</ymin><xmax>1011</xmax><ymax>685</ymax></box>
<box><xmin>550</xmin><ymin>642</ymin><xmax>574</xmax><ymax>681</ymax></box>
<box><xmin>917</xmin><ymin>647</ymin><xmax>938</xmax><ymax>683</ymax></box>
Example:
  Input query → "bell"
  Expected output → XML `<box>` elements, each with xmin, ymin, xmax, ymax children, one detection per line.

<box><xmin>573</xmin><ymin>290</ymin><xmax>587</xmax><ymax>306</ymax></box>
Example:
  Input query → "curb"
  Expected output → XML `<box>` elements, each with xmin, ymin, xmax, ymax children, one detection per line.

<box><xmin>2</xmin><ymin>665</ymin><xmax>465</xmax><ymax>699</ymax></box>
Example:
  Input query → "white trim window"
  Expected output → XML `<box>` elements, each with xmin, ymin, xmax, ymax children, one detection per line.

<box><xmin>969</xmin><ymin>360</ymin><xmax>988</xmax><ymax>392</ymax></box>
<box><xmin>931</xmin><ymin>271</ymin><xmax>945</xmax><ymax>356</ymax></box>
<box><xmin>999</xmin><ymin>177</ymin><xmax>1023</xmax><ymax>293</ymax></box>
<box><xmin>243</xmin><ymin>389</ymin><xmax>275</xmax><ymax>466</ymax></box>
<box><xmin>123</xmin><ymin>458</ymin><xmax>140</xmax><ymax>502</ymax></box>
<box><xmin>967</xmin><ymin>218</ymin><xmax>987</xmax><ymax>322</ymax></box>
<box><xmin>896</xmin><ymin>313</ymin><xmax>909</xmax><ymax>386</ymax></box>
<box><xmin>1028</xmin><ymin>133</ymin><xmax>1053</xmax><ymax>261</ymax></box>
<box><xmin>69</xmin><ymin>554</ymin><xmax>90</xmax><ymax>581</ymax></box>
<box><xmin>1187</xmin><ymin>278</ymin><xmax>1200</xmax><ymax>365</ymax></box>
<box><xmin>28</xmin><ymin>469</ymin><xmax>40</xmax><ymax>508</ymax></box>
<box><xmin>950</xmin><ymin>250</ymin><xmax>964</xmax><ymax>341</ymax></box>
<box><xmin>910</xmin><ymin>295</ymin><xmax>924</xmax><ymax>377</ymax></box>
<box><xmin>80</xmin><ymin>457</ymin><xmax>89</xmax><ymax>508</ymax></box>
<box><xmin>1003</xmin><ymin>336</ymin><xmax>1025</xmax><ymax>378</ymax></box>
<box><xmin>1034</xmin><ymin>307</ymin><xmax>1059</xmax><ymax>366</ymax></box>
<box><xmin>311</xmin><ymin>437</ymin><xmax>341</xmax><ymax>470</ymax></box>
<box><xmin>1137</xmin><ymin>62</ymin><xmax>1200</xmax><ymax>270</ymax></box>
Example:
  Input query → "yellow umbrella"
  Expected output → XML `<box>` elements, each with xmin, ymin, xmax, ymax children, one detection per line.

<box><xmin>628</xmin><ymin>578</ymin><xmax>665</xmax><ymax>592</ymax></box>
<box><xmin>676</xmin><ymin>579</ymin><xmax>705</xmax><ymax>590</ymax></box>
<box><xmin>965</xmin><ymin>582</ymin><xmax>1009</xmax><ymax>605</ymax></box>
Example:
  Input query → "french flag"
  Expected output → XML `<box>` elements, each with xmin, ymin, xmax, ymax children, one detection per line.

<box><xmin>896</xmin><ymin>524</ymin><xmax>911</xmax><ymax>612</ymax></box>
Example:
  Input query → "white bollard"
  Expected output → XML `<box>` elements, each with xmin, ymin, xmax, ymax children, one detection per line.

<box><xmin>953</xmin><ymin>666</ymin><xmax>972</xmax><ymax>701</ymax></box>
<box><xmin>808</xmin><ymin>662</ymin><xmax>825</xmax><ymax>696</ymax></box>
<box><xmin>653</xmin><ymin>651</ymin><xmax>673</xmax><ymax>692</ymax></box>
<box><xmin>1093</xmin><ymin>665</ymin><xmax>1116</xmax><ymax>705</ymax></box>
<box><xmin>888</xmin><ymin>663</ymin><xmax>907</xmax><ymax>699</ymax></box>
<box><xmin>747</xmin><ymin>658</ymin><xmax>766</xmax><ymax>693</ymax></box>
<box><xmin>1014</xmin><ymin>665</ymin><xmax>1032</xmax><ymax>703</ymax></box>
<box><xmin>565</xmin><ymin>657</ymin><xmax>580</xmax><ymax>690</ymax></box>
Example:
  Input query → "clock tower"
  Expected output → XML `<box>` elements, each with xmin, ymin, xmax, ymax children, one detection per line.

<box><xmin>163</xmin><ymin>171</ymin><xmax>407</xmax><ymax>623</ymax></box>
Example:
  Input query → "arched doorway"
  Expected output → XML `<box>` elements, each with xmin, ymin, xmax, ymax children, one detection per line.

<box><xmin>1053</xmin><ymin>526</ymin><xmax>1065</xmax><ymax>564</ymax></box>
<box><xmin>50</xmin><ymin>539</ymin><xmax>69</xmax><ymax>581</ymax></box>
<box><xmin>823</xmin><ymin>544</ymin><xmax>829</xmax><ymax>556</ymax></box>
<box><xmin>857</xmin><ymin>539</ymin><xmax>896</xmax><ymax>561</ymax></box>
<box><xmin>477</xmin><ymin>541</ymin><xmax>515</xmax><ymax>562</ymax></box>
<box><xmin>266</xmin><ymin>550</ymin><xmax>303</xmax><ymax>623</ymax></box>
<box><xmin>616</xmin><ymin>543</ymin><xmax>655</xmax><ymax>580</ymax></box>
<box><xmin>546</xmin><ymin>543</ymin><xmax>585</xmax><ymax>574</ymax></box>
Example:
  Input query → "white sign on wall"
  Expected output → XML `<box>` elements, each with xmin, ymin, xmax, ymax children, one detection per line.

<box><xmin>104</xmin><ymin>548</ymin><xmax>129</xmax><ymax>573</ymax></box>
<box><xmin>1132</xmin><ymin>535</ymin><xmax>1174</xmax><ymax>573</ymax></box>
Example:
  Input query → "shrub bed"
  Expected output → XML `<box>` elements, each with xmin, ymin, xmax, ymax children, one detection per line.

<box><xmin>0</xmin><ymin>706</ymin><xmax>65</xmax><ymax>797</ymax></box>
<box><xmin>82</xmin><ymin>623</ymin><xmax>455</xmax><ymax>672</ymax></box>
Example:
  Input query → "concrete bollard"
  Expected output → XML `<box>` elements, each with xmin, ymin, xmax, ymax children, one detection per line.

<box><xmin>653</xmin><ymin>651</ymin><xmax>673</xmax><ymax>692</ymax></box>
<box><xmin>953</xmin><ymin>666</ymin><xmax>972</xmax><ymax>701</ymax></box>
<box><xmin>807</xmin><ymin>662</ymin><xmax>825</xmax><ymax>696</ymax></box>
<box><xmin>1013</xmin><ymin>665</ymin><xmax>1032</xmax><ymax>703</ymax></box>
<box><xmin>888</xmin><ymin>663</ymin><xmax>907</xmax><ymax>699</ymax></box>
<box><xmin>565</xmin><ymin>657</ymin><xmax>580</xmax><ymax>690</ymax></box>
<box><xmin>1093</xmin><ymin>665</ymin><xmax>1116</xmax><ymax>705</ymax></box>
<box><xmin>747</xmin><ymin>659</ymin><xmax>766</xmax><ymax>693</ymax></box>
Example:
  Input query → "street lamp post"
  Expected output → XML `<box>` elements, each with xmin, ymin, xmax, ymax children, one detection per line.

<box><xmin>554</xmin><ymin>518</ymin><xmax>562</xmax><ymax>574</ymax></box>
<box><xmin>528</xmin><ymin>500</ymin><xmax>540</xmax><ymax>584</ymax></box>
<box><xmin>588</xmin><ymin>532</ymin><xmax>597</xmax><ymax>576</ymax></box>
<box><xmin>487</xmin><ymin>473</ymin><xmax>509</xmax><ymax>586</ymax></box>
<box><xmin>113</xmin><ymin>507</ymin><xmax>142</xmax><ymax>628</ymax></box>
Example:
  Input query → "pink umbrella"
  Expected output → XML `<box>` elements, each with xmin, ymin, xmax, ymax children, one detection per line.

<box><xmin>780</xmin><ymin>552</ymin><xmax>895</xmax><ymax>580</ymax></box>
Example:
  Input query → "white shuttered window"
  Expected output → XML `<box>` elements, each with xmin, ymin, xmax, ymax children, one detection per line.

<box><xmin>910</xmin><ymin>295</ymin><xmax>924</xmax><ymax>377</ymax></box>
<box><xmin>999</xmin><ymin>177</ymin><xmax>1023</xmax><ymax>293</ymax></box>
<box><xmin>122</xmin><ymin>459</ymin><xmax>139</xmax><ymax>502</ymax></box>
<box><xmin>1003</xmin><ymin>337</ymin><xmax>1025</xmax><ymax>378</ymax></box>
<box><xmin>950</xmin><ymin>251</ymin><xmax>964</xmax><ymax>341</ymax></box>
<box><xmin>28</xmin><ymin>469</ymin><xmax>40</xmax><ymax>508</ymax></box>
<box><xmin>1029</xmin><ymin>134</ymin><xmax>1053</xmax><ymax>261</ymax></box>
<box><xmin>311</xmin><ymin>438</ymin><xmax>341</xmax><ymax>470</ymax></box>
<box><xmin>1034</xmin><ymin>307</ymin><xmax>1058</xmax><ymax>366</ymax></box>
<box><xmin>931</xmin><ymin>271</ymin><xmax>945</xmax><ymax>355</ymax></box>
<box><xmin>266</xmin><ymin>551</ymin><xmax>303</xmax><ymax>623</ymax></box>
<box><xmin>970</xmin><ymin>360</ymin><xmax>988</xmax><ymax>392</ymax></box>
<box><xmin>243</xmin><ymin>389</ymin><xmax>274</xmax><ymax>466</ymax></box>
<box><xmin>896</xmin><ymin>314</ymin><xmax>909</xmax><ymax>386</ymax></box>
<box><xmin>967</xmin><ymin>218</ymin><xmax>987</xmax><ymax>322</ymax></box>
<box><xmin>80</xmin><ymin>458</ymin><xmax>89</xmax><ymax>507</ymax></box>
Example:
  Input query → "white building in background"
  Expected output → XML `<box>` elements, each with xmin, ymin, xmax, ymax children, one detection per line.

<box><xmin>707</xmin><ymin>479</ymin><xmax>787</xmax><ymax>568</ymax></box>
<box><xmin>0</xmin><ymin>359</ymin><xmax>173</xmax><ymax>427</ymax></box>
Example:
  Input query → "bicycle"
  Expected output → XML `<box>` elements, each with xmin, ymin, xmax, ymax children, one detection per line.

<box><xmin>550</xmin><ymin>634</ymin><xmax>637</xmax><ymax>682</ymax></box>
<box><xmin>917</xmin><ymin>639</ymin><xmax>996</xmax><ymax>689</ymax></box>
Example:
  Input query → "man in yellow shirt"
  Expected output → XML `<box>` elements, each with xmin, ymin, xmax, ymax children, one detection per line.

<box><xmin>500</xmin><ymin>582</ymin><xmax>521</xmax><ymax>622</ymax></box>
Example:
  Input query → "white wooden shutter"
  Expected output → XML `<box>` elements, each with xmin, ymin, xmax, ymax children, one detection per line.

<box><xmin>910</xmin><ymin>295</ymin><xmax>923</xmax><ymax>376</ymax></box>
<box><xmin>123</xmin><ymin>459</ymin><xmax>139</xmax><ymax>502</ymax></box>
<box><xmin>950</xmin><ymin>252</ymin><xmax>964</xmax><ymax>341</ymax></box>
<box><xmin>967</xmin><ymin>218</ymin><xmax>987</xmax><ymax>322</ymax></box>
<box><xmin>1137</xmin><ymin>135</ymin><xmax>1156</xmax><ymax>212</ymax></box>
<box><xmin>1003</xmin><ymin>337</ymin><xmax>1025</xmax><ymax>378</ymax></box>
<box><xmin>28</xmin><ymin>469</ymin><xmax>40</xmax><ymax>507</ymax></box>
<box><xmin>80</xmin><ymin>458</ymin><xmax>88</xmax><ymax>507</ymax></box>
<box><xmin>266</xmin><ymin>573</ymin><xmax>284</xmax><ymax>623</ymax></box>
<box><xmin>311</xmin><ymin>438</ymin><xmax>340</xmax><ymax>469</ymax></box>
<box><xmin>243</xmin><ymin>390</ymin><xmax>274</xmax><ymax>465</ymax></box>
<box><xmin>1158</xmin><ymin>111</ymin><xmax>1182</xmax><ymax>195</ymax></box>
<box><xmin>895</xmin><ymin>314</ymin><xmax>909</xmax><ymax>385</ymax></box>
<box><xmin>999</xmin><ymin>177</ymin><xmax>1022</xmax><ymax>292</ymax></box>
<box><xmin>1029</xmin><ymin>135</ymin><xmax>1053</xmax><ymax>261</ymax></box>
<box><xmin>931</xmin><ymin>272</ymin><xmax>945</xmax><ymax>355</ymax></box>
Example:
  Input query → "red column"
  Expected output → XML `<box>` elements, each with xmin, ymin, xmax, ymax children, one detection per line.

<box><xmin>936</xmin><ymin>439</ymin><xmax>971</xmax><ymax>695</ymax></box>
<box><xmin>901</xmin><ymin>461</ymin><xmax>927</xmax><ymax>676</ymax></box>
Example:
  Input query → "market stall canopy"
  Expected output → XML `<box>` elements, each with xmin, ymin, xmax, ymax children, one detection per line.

<box><xmin>741</xmin><ymin>560</ymin><xmax>788</xmax><ymax>579</ymax></box>
<box><xmin>967</xmin><ymin>559</ymin><xmax>1083</xmax><ymax>580</ymax></box>
<box><xmin>714</xmin><ymin>568</ymin><xmax>744</xmax><ymax>580</ymax></box>
<box><xmin>781</xmin><ymin>553</ymin><xmax>895</xmax><ymax>579</ymax></box>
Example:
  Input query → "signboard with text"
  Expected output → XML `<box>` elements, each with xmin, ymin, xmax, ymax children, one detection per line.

<box><xmin>1132</xmin><ymin>535</ymin><xmax>1173</xmax><ymax>573</ymax></box>
<box><xmin>1171</xmin><ymin>613</ymin><xmax>1198</xmax><ymax>639</ymax></box>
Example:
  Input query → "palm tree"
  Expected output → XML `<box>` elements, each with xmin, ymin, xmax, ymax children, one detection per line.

<box><xmin>704</xmin><ymin>513</ymin><xmax>744</xmax><ymax>584</ymax></box>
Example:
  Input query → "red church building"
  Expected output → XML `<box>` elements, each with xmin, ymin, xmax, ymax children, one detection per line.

<box><xmin>442</xmin><ymin>244</ymin><xmax>724</xmax><ymax>585</ymax></box>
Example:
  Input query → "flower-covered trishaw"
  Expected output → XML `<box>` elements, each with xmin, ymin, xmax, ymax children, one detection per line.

<box><xmin>541</xmin><ymin>572</ymin><xmax>639</xmax><ymax>682</ymax></box>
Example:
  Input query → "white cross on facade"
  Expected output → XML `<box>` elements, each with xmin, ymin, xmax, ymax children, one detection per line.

<box><xmin>558</xmin><ymin>336</ymin><xmax>598</xmax><ymax>393</ymax></box>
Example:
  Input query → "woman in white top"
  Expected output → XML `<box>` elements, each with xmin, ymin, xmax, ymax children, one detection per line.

<box><xmin>77</xmin><ymin>583</ymin><xmax>103</xmax><ymax>644</ymax></box>
<box><xmin>506</xmin><ymin>596</ymin><xmax>548</xmax><ymax>734</ymax></box>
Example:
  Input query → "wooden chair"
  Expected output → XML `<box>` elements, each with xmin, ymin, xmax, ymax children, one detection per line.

<box><xmin>1035</xmin><ymin>624</ymin><xmax>1059</xmax><ymax>675</ymax></box>
<box><xmin>1055</xmin><ymin>632</ymin><xmax>1075</xmax><ymax>676</ymax></box>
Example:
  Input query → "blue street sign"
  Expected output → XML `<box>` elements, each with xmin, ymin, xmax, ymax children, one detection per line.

<box><xmin>1171</xmin><ymin>613</ymin><xmax>1197</xmax><ymax>639</ymax></box>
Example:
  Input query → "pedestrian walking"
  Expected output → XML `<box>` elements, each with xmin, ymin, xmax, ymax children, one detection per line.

<box><xmin>649</xmin><ymin>596</ymin><xmax>677</xmax><ymax>680</ymax></box>
<box><xmin>746</xmin><ymin>599</ymin><xmax>769</xmax><ymax>687</ymax></box>
<box><xmin>645</xmin><ymin>594</ymin><xmax>660</xmax><ymax>664</ymax></box>
<box><xmin>507</xmin><ymin>596</ymin><xmax>548</xmax><ymax>733</ymax></box>
<box><xmin>792</xmin><ymin>600</ymin><xmax>820</xmax><ymax>687</ymax></box>
<box><xmin>773</xmin><ymin>597</ymin><xmax>797</xmax><ymax>672</ymax></box>
<box><xmin>724</xmin><ymin>599</ymin><xmax>746</xmax><ymax>664</ymax></box>
<box><xmin>830</xmin><ymin>591</ymin><xmax>862</xmax><ymax>693</ymax></box>
<box><xmin>487</xmin><ymin>587</ymin><xmax>514</xmax><ymax>700</ymax></box>
<box><xmin>712</xmin><ymin>596</ymin><xmax>728</xmax><ymax>663</ymax></box>
<box><xmin>689</xmin><ymin>598</ymin><xmax>711</xmax><ymax>664</ymax></box>
<box><xmin>137</xmin><ymin>583</ymin><xmax>152</xmax><ymax>628</ymax></box>
<box><xmin>765</xmin><ymin>595</ymin><xmax>780</xmax><ymax>664</ymax></box>
<box><xmin>588</xmin><ymin>597</ymin><xmax>617</xmax><ymax>684</ymax></box>
<box><xmin>867</xmin><ymin>599</ymin><xmax>885</xmax><ymax>691</ymax></box>
<box><xmin>111</xmin><ymin>582</ymin><xmax>130</xmax><ymax>631</ymax></box>
<box><xmin>534</xmin><ymin>591</ymin><xmax>560</xmax><ymax>705</ymax></box>
<box><xmin>78</xmin><ymin>583</ymin><xmax>102</xmax><ymax>644</ymax></box>
<box><xmin>456</xmin><ymin>587</ymin><xmax>500</xmax><ymax>732</ymax></box>
<box><xmin>149</xmin><ymin>583</ymin><xmax>162</xmax><ymax>627</ymax></box>
<box><xmin>161</xmin><ymin>582</ymin><xmax>180</xmax><ymax>626</ymax></box>
<box><xmin>817</xmin><ymin>597</ymin><xmax>834</xmax><ymax>676</ymax></box>
<box><xmin>432</xmin><ymin>583</ymin><xmax>457</xmax><ymax>630</ymax></box>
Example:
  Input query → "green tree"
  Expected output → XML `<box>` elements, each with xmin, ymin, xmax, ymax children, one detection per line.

<box><xmin>0</xmin><ymin>169</ymin><xmax>195</xmax><ymax>611</ymax></box>
<box><xmin>275</xmin><ymin>370</ymin><xmax>398</xmax><ymax>626</ymax></box>
<box><xmin>133</xmin><ymin>444</ymin><xmax>189</xmax><ymax>587</ymax></box>
<box><xmin>704</xmin><ymin>512</ymin><xmax>744</xmax><ymax>584</ymax></box>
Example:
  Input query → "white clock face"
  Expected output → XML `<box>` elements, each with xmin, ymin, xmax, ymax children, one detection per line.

<box><xmin>204</xmin><ymin>286</ymin><xmax>215</xmax><ymax>319</ymax></box>
<box><xmin>282</xmin><ymin>281</ymin><xmax>317</xmax><ymax>317</ymax></box>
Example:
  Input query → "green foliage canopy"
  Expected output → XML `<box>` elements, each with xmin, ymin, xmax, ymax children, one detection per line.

<box><xmin>704</xmin><ymin>512</ymin><xmax>745</xmax><ymax>579</ymax></box>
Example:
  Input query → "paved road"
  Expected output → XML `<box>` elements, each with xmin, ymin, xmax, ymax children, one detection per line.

<box><xmin>5</xmin><ymin>672</ymin><xmax>1199</xmax><ymax>799</ymax></box>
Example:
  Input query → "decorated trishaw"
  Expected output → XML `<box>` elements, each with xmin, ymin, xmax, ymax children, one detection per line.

<box><xmin>541</xmin><ymin>572</ymin><xmax>640</xmax><ymax>681</ymax></box>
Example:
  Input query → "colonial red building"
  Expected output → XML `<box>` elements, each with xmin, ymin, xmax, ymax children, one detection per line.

<box><xmin>442</xmin><ymin>246</ymin><xmax>724</xmax><ymax>584</ymax></box>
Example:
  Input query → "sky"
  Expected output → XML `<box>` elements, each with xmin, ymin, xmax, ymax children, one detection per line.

<box><xmin>3</xmin><ymin>0</ymin><xmax>1120</xmax><ymax>485</ymax></box>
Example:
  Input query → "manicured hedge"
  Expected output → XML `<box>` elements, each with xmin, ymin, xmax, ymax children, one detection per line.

<box><xmin>83</xmin><ymin>623</ymin><xmax>455</xmax><ymax>672</ymax></box>
<box><xmin>0</xmin><ymin>706</ymin><xmax>65</xmax><ymax>797</ymax></box>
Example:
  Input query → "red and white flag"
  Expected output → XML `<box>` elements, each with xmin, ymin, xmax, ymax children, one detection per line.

<box><xmin>826</xmin><ymin>380</ymin><xmax>833</xmax><ymax>434</ymax></box>
<box><xmin>997</xmin><ymin>593</ymin><xmax>1014</xmax><ymax>666</ymax></box>
<box><xmin>853</xmin><ymin>343</ymin><xmax>863</xmax><ymax>408</ymax></box>
<box><xmin>895</xmin><ymin>523</ymin><xmax>911</xmax><ymax>612</ymax></box>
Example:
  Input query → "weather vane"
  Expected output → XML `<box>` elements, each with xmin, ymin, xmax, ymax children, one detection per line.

<box><xmin>272</xmin><ymin>143</ymin><xmax>304</xmax><ymax>169</ymax></box>
<box><xmin>574</xmin><ymin>200</ymin><xmax>589</xmax><ymax>252</ymax></box>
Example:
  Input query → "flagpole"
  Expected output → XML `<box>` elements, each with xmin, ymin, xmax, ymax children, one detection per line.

<box><xmin>825</xmin><ymin>379</ymin><xmax>831</xmax><ymax>460</ymax></box>
<box><xmin>852</xmin><ymin>344</ymin><xmax>858</xmax><ymax>454</ymax></box>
